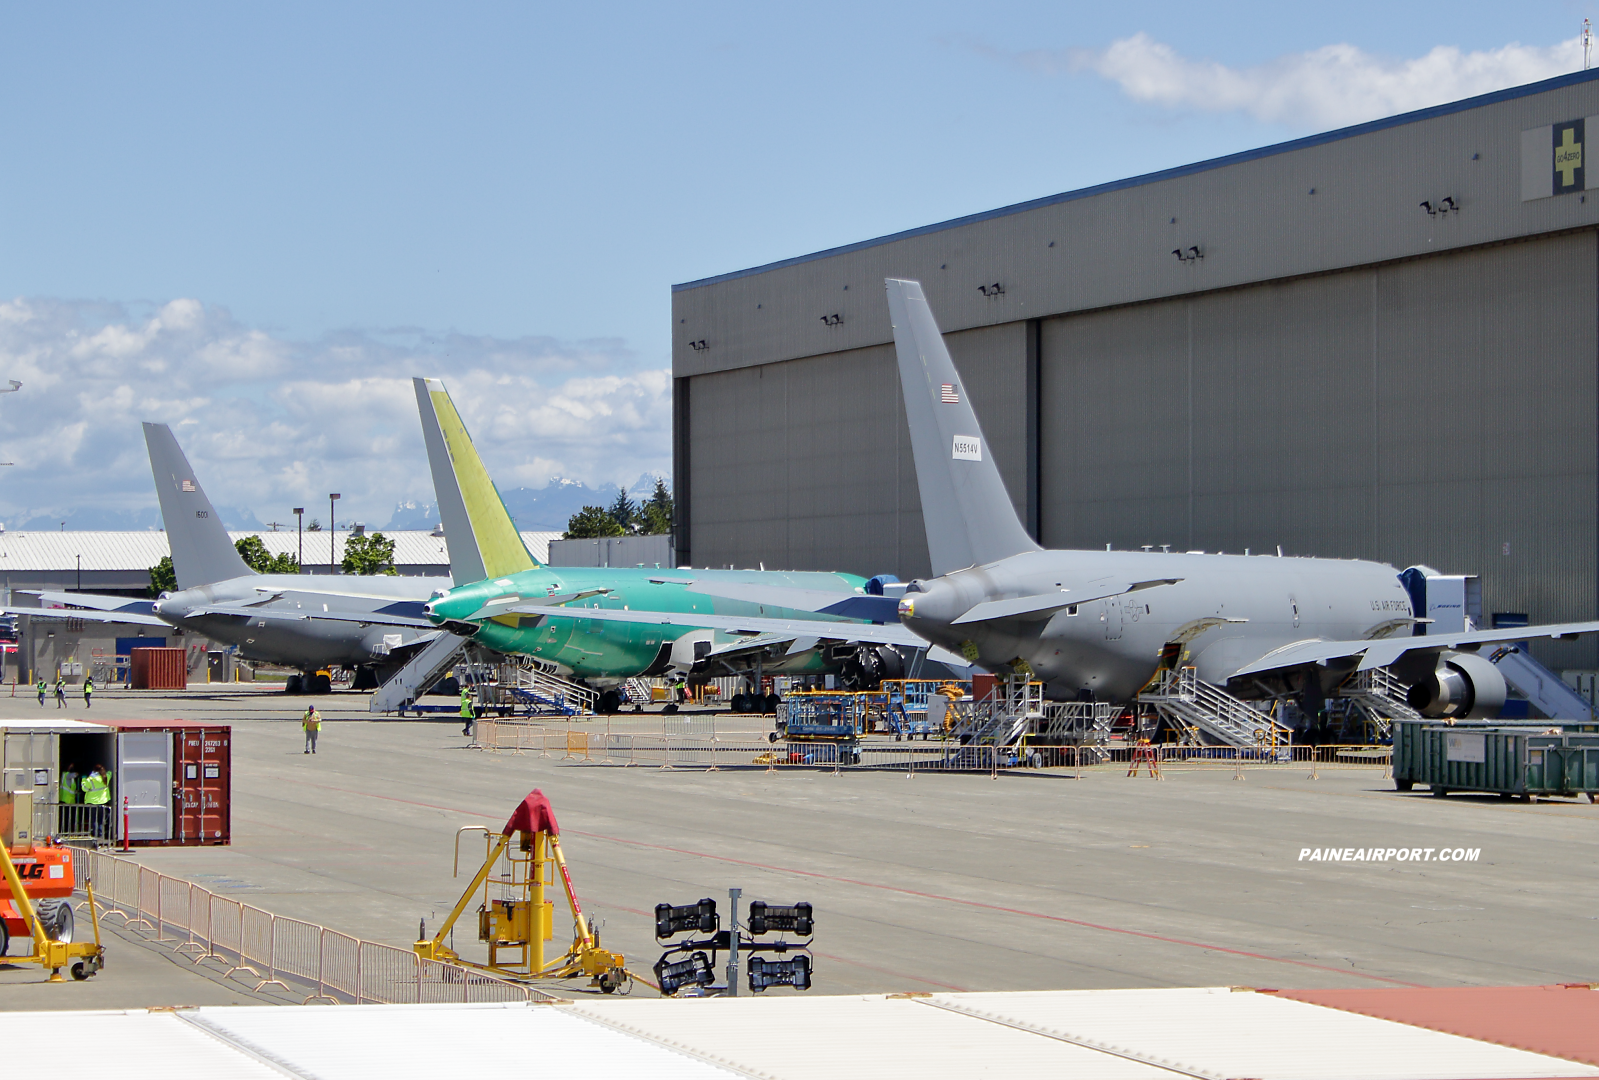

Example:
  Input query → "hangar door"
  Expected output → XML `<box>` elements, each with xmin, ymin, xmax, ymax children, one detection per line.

<box><xmin>118</xmin><ymin>732</ymin><xmax>173</xmax><ymax>842</ymax></box>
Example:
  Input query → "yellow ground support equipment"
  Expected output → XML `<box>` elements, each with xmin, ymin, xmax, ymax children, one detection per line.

<box><xmin>414</xmin><ymin>788</ymin><xmax>627</xmax><ymax>993</ymax></box>
<box><xmin>1</xmin><ymin>792</ymin><xmax>106</xmax><ymax>982</ymax></box>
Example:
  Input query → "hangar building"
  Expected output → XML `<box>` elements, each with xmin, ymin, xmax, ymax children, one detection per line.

<box><xmin>672</xmin><ymin>69</ymin><xmax>1599</xmax><ymax>669</ymax></box>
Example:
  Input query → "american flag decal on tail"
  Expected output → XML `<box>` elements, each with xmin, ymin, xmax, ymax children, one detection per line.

<box><xmin>940</xmin><ymin>383</ymin><xmax>959</xmax><ymax>404</ymax></box>
<box><xmin>180</xmin><ymin>480</ymin><xmax>196</xmax><ymax>492</ymax></box>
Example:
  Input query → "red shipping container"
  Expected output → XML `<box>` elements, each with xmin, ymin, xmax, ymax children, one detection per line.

<box><xmin>94</xmin><ymin>721</ymin><xmax>232</xmax><ymax>846</ymax></box>
<box><xmin>130</xmin><ymin>647</ymin><xmax>186</xmax><ymax>690</ymax></box>
<box><xmin>174</xmin><ymin>726</ymin><xmax>231</xmax><ymax>845</ymax></box>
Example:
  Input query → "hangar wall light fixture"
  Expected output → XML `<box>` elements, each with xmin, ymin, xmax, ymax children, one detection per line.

<box><xmin>819</xmin><ymin>314</ymin><xmax>842</xmax><ymax>326</ymax></box>
<box><xmin>1420</xmin><ymin>197</ymin><xmax>1458</xmax><ymax>216</ymax></box>
<box><xmin>977</xmin><ymin>282</ymin><xmax>1004</xmax><ymax>297</ymax></box>
<box><xmin>1172</xmin><ymin>246</ymin><xmax>1203</xmax><ymax>263</ymax></box>
<box><xmin>688</xmin><ymin>339</ymin><xmax>709</xmax><ymax>351</ymax></box>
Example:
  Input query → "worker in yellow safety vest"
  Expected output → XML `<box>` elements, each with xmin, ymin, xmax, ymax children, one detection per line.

<box><xmin>59</xmin><ymin>763</ymin><xmax>81</xmax><ymax>804</ymax></box>
<box><xmin>460</xmin><ymin>686</ymin><xmax>475</xmax><ymax>737</ymax></box>
<box><xmin>83</xmin><ymin>675</ymin><xmax>94</xmax><ymax>708</ymax></box>
<box><xmin>82</xmin><ymin>765</ymin><xmax>111</xmax><ymax>805</ymax></box>
<box><xmin>302</xmin><ymin>705</ymin><xmax>321</xmax><ymax>754</ymax></box>
<box><xmin>36</xmin><ymin>677</ymin><xmax>46</xmax><ymax>706</ymax></box>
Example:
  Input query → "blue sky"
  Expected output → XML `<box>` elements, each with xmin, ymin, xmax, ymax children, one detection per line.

<box><xmin>0</xmin><ymin>2</ymin><xmax>1591</xmax><ymax>527</ymax></box>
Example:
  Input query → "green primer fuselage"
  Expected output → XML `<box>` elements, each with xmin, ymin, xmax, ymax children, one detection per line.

<box><xmin>427</xmin><ymin>565</ymin><xmax>874</xmax><ymax>685</ymax></box>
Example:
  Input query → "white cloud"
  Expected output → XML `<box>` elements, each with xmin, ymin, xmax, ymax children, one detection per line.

<box><xmin>0</xmin><ymin>297</ymin><xmax>670</xmax><ymax>528</ymax></box>
<box><xmin>1040</xmin><ymin>33</ymin><xmax>1583</xmax><ymax>129</ymax></box>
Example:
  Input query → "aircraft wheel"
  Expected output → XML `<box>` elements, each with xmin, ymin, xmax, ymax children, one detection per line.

<box><xmin>598</xmin><ymin>690</ymin><xmax>621</xmax><ymax>714</ymax></box>
<box><xmin>762</xmin><ymin>693</ymin><xmax>780</xmax><ymax>713</ymax></box>
<box><xmin>662</xmin><ymin>703</ymin><xmax>679</xmax><ymax>715</ymax></box>
<box><xmin>284</xmin><ymin>674</ymin><xmax>303</xmax><ymax>694</ymax></box>
<box><xmin>312</xmin><ymin>673</ymin><xmax>333</xmax><ymax>694</ymax></box>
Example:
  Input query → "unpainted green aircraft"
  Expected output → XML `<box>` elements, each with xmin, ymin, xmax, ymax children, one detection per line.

<box><xmin>410</xmin><ymin>378</ymin><xmax>932</xmax><ymax>710</ymax></box>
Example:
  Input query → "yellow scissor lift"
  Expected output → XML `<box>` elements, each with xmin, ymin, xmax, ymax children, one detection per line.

<box><xmin>415</xmin><ymin>789</ymin><xmax>628</xmax><ymax>993</ymax></box>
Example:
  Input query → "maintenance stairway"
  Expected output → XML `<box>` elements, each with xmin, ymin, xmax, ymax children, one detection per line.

<box><xmin>1335</xmin><ymin>668</ymin><xmax>1422</xmax><ymax>738</ymax></box>
<box><xmin>497</xmin><ymin>657</ymin><xmax>597</xmax><ymax>716</ymax></box>
<box><xmin>939</xmin><ymin>677</ymin><xmax>1046</xmax><ymax>768</ymax></box>
<box><xmin>1139</xmin><ymin>666</ymin><xmax>1292</xmax><ymax>753</ymax></box>
<box><xmin>369</xmin><ymin>633</ymin><xmax>468</xmax><ymax>714</ymax></box>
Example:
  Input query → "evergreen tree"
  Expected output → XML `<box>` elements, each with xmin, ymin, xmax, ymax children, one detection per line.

<box><xmin>607</xmin><ymin>487</ymin><xmax>637</xmax><ymax>533</ymax></box>
<box><xmin>565</xmin><ymin>506</ymin><xmax>624</xmax><ymax>538</ymax></box>
<box><xmin>640</xmin><ymin>477</ymin><xmax>673</xmax><ymax>535</ymax></box>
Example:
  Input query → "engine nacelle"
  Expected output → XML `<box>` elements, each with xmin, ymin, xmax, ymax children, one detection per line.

<box><xmin>1406</xmin><ymin>652</ymin><xmax>1507</xmax><ymax>719</ymax></box>
<box><xmin>668</xmin><ymin>629</ymin><xmax>717</xmax><ymax>673</ymax></box>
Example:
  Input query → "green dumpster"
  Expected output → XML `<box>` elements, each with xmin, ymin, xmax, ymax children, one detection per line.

<box><xmin>1393</xmin><ymin>719</ymin><xmax>1599</xmax><ymax>797</ymax></box>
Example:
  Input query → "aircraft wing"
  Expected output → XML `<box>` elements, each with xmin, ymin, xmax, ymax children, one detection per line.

<box><xmin>1</xmin><ymin>605</ymin><xmax>168</xmax><ymax>628</ymax></box>
<box><xmin>188</xmin><ymin>604</ymin><xmax>441</xmax><ymax>630</ymax></box>
<box><xmin>20</xmin><ymin>590</ymin><xmax>159</xmax><ymax>616</ymax></box>
<box><xmin>681</xmin><ymin>581</ymin><xmax>899</xmax><ymax>622</ymax></box>
<box><xmin>503</xmin><ymin>604</ymin><xmax>929</xmax><ymax>648</ymax></box>
<box><xmin>702</xmin><ymin>631</ymin><xmax>971</xmax><ymax>671</ymax></box>
<box><xmin>1230</xmin><ymin>621</ymin><xmax>1599</xmax><ymax>678</ymax></box>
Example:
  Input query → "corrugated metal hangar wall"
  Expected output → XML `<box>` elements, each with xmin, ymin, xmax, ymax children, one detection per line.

<box><xmin>673</xmin><ymin>70</ymin><xmax>1599</xmax><ymax>668</ymax></box>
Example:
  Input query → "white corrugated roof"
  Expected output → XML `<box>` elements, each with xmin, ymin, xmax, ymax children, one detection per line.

<box><xmin>920</xmin><ymin>988</ymin><xmax>1599</xmax><ymax>1080</ymax></box>
<box><xmin>0</xmin><ymin>1011</ymin><xmax>282</xmax><ymax>1080</ymax></box>
<box><xmin>5</xmin><ymin>989</ymin><xmax>1596</xmax><ymax>1080</ymax></box>
<box><xmin>564</xmin><ymin>995</ymin><xmax>1176</xmax><ymax>1079</ymax></box>
<box><xmin>0</xmin><ymin>530</ymin><xmax>560</xmax><ymax>571</ymax></box>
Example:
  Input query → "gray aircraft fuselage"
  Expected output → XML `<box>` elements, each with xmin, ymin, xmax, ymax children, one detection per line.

<box><xmin>152</xmin><ymin>574</ymin><xmax>451</xmax><ymax>670</ymax></box>
<box><xmin>900</xmin><ymin>550</ymin><xmax>1412</xmax><ymax>701</ymax></box>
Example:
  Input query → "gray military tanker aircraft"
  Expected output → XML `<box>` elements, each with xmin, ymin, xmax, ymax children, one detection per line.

<box><xmin>11</xmin><ymin>424</ymin><xmax>458</xmax><ymax>692</ymax></box>
<box><xmin>881</xmin><ymin>277</ymin><xmax>1599</xmax><ymax>716</ymax></box>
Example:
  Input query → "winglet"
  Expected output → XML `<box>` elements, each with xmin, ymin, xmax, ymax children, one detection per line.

<box><xmin>414</xmin><ymin>378</ymin><xmax>539</xmax><ymax>582</ymax></box>
<box><xmin>885</xmin><ymin>279</ymin><xmax>1041</xmax><ymax>575</ymax></box>
<box><xmin>143</xmin><ymin>422</ymin><xmax>254</xmax><ymax>590</ymax></box>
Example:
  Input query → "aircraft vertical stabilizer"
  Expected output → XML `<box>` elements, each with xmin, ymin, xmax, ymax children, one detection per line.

<box><xmin>885</xmin><ymin>279</ymin><xmax>1041</xmax><ymax>576</ymax></box>
<box><xmin>414</xmin><ymin>378</ymin><xmax>538</xmax><ymax>582</ymax></box>
<box><xmin>143</xmin><ymin>422</ymin><xmax>254</xmax><ymax>590</ymax></box>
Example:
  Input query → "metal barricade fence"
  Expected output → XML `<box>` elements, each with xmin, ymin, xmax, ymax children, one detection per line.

<box><xmin>66</xmin><ymin>849</ymin><xmax>543</xmax><ymax>1003</ymax></box>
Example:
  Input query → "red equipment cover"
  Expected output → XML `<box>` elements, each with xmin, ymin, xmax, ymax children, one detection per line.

<box><xmin>502</xmin><ymin>789</ymin><xmax>560</xmax><ymax>837</ymax></box>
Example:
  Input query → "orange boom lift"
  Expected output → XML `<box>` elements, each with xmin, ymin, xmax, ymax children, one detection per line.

<box><xmin>1</xmin><ymin>789</ymin><xmax>105</xmax><ymax>981</ymax></box>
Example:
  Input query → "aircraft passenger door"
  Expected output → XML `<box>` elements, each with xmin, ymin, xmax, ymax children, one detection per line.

<box><xmin>1102</xmin><ymin>598</ymin><xmax>1123</xmax><ymax>641</ymax></box>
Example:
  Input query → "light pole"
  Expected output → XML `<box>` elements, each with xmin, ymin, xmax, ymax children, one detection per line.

<box><xmin>293</xmin><ymin>508</ymin><xmax>304</xmax><ymax>569</ymax></box>
<box><xmin>329</xmin><ymin>494</ymin><xmax>341</xmax><ymax>574</ymax></box>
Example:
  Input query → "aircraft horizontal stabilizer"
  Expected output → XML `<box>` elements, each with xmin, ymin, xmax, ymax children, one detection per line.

<box><xmin>466</xmin><ymin>588</ymin><xmax>610</xmax><ymax>620</ymax></box>
<box><xmin>1229</xmin><ymin>620</ymin><xmax>1599</xmax><ymax>679</ymax></box>
<box><xmin>951</xmin><ymin>579</ymin><xmax>1181</xmax><ymax>625</ymax></box>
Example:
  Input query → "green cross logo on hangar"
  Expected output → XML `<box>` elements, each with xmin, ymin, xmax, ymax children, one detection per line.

<box><xmin>1554</xmin><ymin>119</ymin><xmax>1585</xmax><ymax>193</ymax></box>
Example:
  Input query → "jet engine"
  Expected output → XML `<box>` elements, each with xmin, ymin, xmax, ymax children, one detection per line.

<box><xmin>836</xmin><ymin>645</ymin><xmax>906</xmax><ymax>690</ymax></box>
<box><xmin>1405</xmin><ymin>652</ymin><xmax>1507</xmax><ymax>719</ymax></box>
